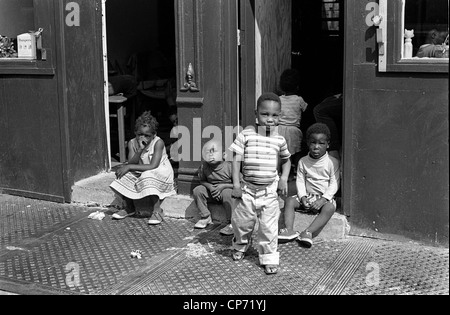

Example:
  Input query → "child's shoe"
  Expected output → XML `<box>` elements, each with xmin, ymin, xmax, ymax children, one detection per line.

<box><xmin>297</xmin><ymin>230</ymin><xmax>313</xmax><ymax>248</ymax></box>
<box><xmin>219</xmin><ymin>224</ymin><xmax>234</xmax><ymax>236</ymax></box>
<box><xmin>112</xmin><ymin>210</ymin><xmax>135</xmax><ymax>220</ymax></box>
<box><xmin>194</xmin><ymin>216</ymin><xmax>212</xmax><ymax>229</ymax></box>
<box><xmin>148</xmin><ymin>212</ymin><xmax>163</xmax><ymax>225</ymax></box>
<box><xmin>278</xmin><ymin>228</ymin><xmax>299</xmax><ymax>241</ymax></box>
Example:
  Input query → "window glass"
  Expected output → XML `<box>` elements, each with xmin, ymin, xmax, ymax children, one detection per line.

<box><xmin>0</xmin><ymin>0</ymin><xmax>34</xmax><ymax>58</ymax></box>
<box><xmin>404</xmin><ymin>0</ymin><xmax>449</xmax><ymax>58</ymax></box>
<box><xmin>322</xmin><ymin>0</ymin><xmax>340</xmax><ymax>32</ymax></box>
<box><xmin>0</xmin><ymin>0</ymin><xmax>34</xmax><ymax>38</ymax></box>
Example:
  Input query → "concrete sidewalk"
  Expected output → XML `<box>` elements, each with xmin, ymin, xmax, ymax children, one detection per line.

<box><xmin>0</xmin><ymin>193</ymin><xmax>448</xmax><ymax>296</ymax></box>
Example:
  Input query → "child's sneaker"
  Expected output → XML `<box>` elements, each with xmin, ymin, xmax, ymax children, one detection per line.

<box><xmin>194</xmin><ymin>216</ymin><xmax>212</xmax><ymax>229</ymax></box>
<box><xmin>219</xmin><ymin>224</ymin><xmax>234</xmax><ymax>236</ymax></box>
<box><xmin>148</xmin><ymin>212</ymin><xmax>163</xmax><ymax>225</ymax></box>
<box><xmin>297</xmin><ymin>230</ymin><xmax>313</xmax><ymax>248</ymax></box>
<box><xmin>112</xmin><ymin>210</ymin><xmax>135</xmax><ymax>220</ymax></box>
<box><xmin>278</xmin><ymin>228</ymin><xmax>299</xmax><ymax>241</ymax></box>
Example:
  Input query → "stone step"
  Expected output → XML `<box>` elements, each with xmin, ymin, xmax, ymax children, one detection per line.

<box><xmin>161</xmin><ymin>194</ymin><xmax>350</xmax><ymax>240</ymax></box>
<box><xmin>71</xmin><ymin>171</ymin><xmax>349</xmax><ymax>240</ymax></box>
<box><xmin>71</xmin><ymin>172</ymin><xmax>124</xmax><ymax>208</ymax></box>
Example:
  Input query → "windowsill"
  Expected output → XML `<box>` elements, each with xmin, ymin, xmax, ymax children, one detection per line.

<box><xmin>401</xmin><ymin>57</ymin><xmax>449</xmax><ymax>63</ymax></box>
<box><xmin>0</xmin><ymin>57</ymin><xmax>36</xmax><ymax>61</ymax></box>
<box><xmin>386</xmin><ymin>59</ymin><xmax>449</xmax><ymax>73</ymax></box>
<box><xmin>0</xmin><ymin>56</ymin><xmax>54</xmax><ymax>75</ymax></box>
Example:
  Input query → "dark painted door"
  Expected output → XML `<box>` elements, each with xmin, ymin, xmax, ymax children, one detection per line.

<box><xmin>0</xmin><ymin>0</ymin><xmax>67</xmax><ymax>202</ymax></box>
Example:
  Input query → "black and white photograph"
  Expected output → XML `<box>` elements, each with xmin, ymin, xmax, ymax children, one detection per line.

<box><xmin>0</xmin><ymin>0</ymin><xmax>448</xmax><ymax>300</ymax></box>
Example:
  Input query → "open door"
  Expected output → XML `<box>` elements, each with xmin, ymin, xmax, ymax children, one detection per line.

<box><xmin>239</xmin><ymin>0</ymin><xmax>292</xmax><ymax>128</ymax></box>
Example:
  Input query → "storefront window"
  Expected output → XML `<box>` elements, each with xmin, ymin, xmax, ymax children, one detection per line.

<box><xmin>404</xmin><ymin>0</ymin><xmax>449</xmax><ymax>59</ymax></box>
<box><xmin>378</xmin><ymin>0</ymin><xmax>448</xmax><ymax>72</ymax></box>
<box><xmin>0</xmin><ymin>0</ymin><xmax>54</xmax><ymax>75</ymax></box>
<box><xmin>0</xmin><ymin>0</ymin><xmax>35</xmax><ymax>58</ymax></box>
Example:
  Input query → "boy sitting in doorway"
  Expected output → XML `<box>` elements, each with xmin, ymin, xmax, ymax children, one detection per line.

<box><xmin>279</xmin><ymin>123</ymin><xmax>340</xmax><ymax>247</ymax></box>
<box><xmin>192</xmin><ymin>139</ymin><xmax>238</xmax><ymax>236</ymax></box>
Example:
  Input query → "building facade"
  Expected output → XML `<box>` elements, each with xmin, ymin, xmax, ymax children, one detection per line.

<box><xmin>0</xmin><ymin>0</ymin><xmax>448</xmax><ymax>245</ymax></box>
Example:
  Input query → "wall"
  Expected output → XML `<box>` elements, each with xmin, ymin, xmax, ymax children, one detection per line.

<box><xmin>344</xmin><ymin>0</ymin><xmax>449</xmax><ymax>245</ymax></box>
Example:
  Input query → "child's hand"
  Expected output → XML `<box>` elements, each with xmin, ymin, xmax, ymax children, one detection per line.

<box><xmin>210</xmin><ymin>185</ymin><xmax>222</xmax><ymax>202</ymax></box>
<box><xmin>300</xmin><ymin>196</ymin><xmax>311</xmax><ymax>210</ymax></box>
<box><xmin>310</xmin><ymin>198</ymin><xmax>328</xmax><ymax>213</ymax></box>
<box><xmin>138</xmin><ymin>139</ymin><xmax>149</xmax><ymax>150</ymax></box>
<box><xmin>277</xmin><ymin>179</ymin><xmax>288</xmax><ymax>197</ymax></box>
<box><xmin>232</xmin><ymin>186</ymin><xmax>243</xmax><ymax>199</ymax></box>
<box><xmin>115</xmin><ymin>164</ymin><xmax>131</xmax><ymax>179</ymax></box>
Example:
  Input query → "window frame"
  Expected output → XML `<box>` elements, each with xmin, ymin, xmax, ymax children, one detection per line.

<box><xmin>0</xmin><ymin>0</ymin><xmax>54</xmax><ymax>75</ymax></box>
<box><xmin>321</xmin><ymin>0</ymin><xmax>343</xmax><ymax>36</ymax></box>
<box><xmin>380</xmin><ymin>0</ymin><xmax>448</xmax><ymax>73</ymax></box>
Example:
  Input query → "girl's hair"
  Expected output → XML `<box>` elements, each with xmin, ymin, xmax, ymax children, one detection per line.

<box><xmin>257</xmin><ymin>92</ymin><xmax>281</xmax><ymax>109</ymax></box>
<box><xmin>280</xmin><ymin>69</ymin><xmax>300</xmax><ymax>94</ymax></box>
<box><xmin>306</xmin><ymin>123</ymin><xmax>331</xmax><ymax>142</ymax></box>
<box><xmin>135</xmin><ymin>111</ymin><xmax>159</xmax><ymax>134</ymax></box>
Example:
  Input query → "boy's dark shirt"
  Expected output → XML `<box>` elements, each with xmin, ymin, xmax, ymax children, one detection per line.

<box><xmin>198</xmin><ymin>161</ymin><xmax>233</xmax><ymax>185</ymax></box>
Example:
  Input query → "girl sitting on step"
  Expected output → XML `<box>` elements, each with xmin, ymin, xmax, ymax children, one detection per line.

<box><xmin>110</xmin><ymin>111</ymin><xmax>176</xmax><ymax>225</ymax></box>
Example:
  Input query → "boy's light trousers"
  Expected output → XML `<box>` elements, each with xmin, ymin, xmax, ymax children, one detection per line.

<box><xmin>232</xmin><ymin>180</ymin><xmax>280</xmax><ymax>266</ymax></box>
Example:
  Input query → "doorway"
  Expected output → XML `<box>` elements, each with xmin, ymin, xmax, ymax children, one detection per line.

<box><xmin>291</xmin><ymin>0</ymin><xmax>345</xmax><ymax>208</ymax></box>
<box><xmin>104</xmin><ymin>0</ymin><xmax>177</xmax><ymax>164</ymax></box>
<box><xmin>291</xmin><ymin>0</ymin><xmax>344</xmax><ymax>152</ymax></box>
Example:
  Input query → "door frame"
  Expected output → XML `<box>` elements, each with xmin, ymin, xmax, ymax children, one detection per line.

<box><xmin>101</xmin><ymin>0</ymin><xmax>112</xmax><ymax>170</ymax></box>
<box><xmin>342</xmin><ymin>0</ymin><xmax>353</xmax><ymax>217</ymax></box>
<box><xmin>239</xmin><ymin>0</ymin><xmax>256</xmax><ymax>128</ymax></box>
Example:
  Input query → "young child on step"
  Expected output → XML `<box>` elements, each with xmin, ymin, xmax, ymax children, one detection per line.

<box><xmin>278</xmin><ymin>123</ymin><xmax>340</xmax><ymax>247</ymax></box>
<box><xmin>193</xmin><ymin>139</ymin><xmax>238</xmax><ymax>236</ymax></box>
<box><xmin>110</xmin><ymin>111</ymin><xmax>176</xmax><ymax>225</ymax></box>
<box><xmin>230</xmin><ymin>92</ymin><xmax>291</xmax><ymax>275</ymax></box>
<box><xmin>277</xmin><ymin>69</ymin><xmax>308</xmax><ymax>175</ymax></box>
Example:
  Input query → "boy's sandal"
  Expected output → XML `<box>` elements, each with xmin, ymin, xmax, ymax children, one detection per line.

<box><xmin>264</xmin><ymin>265</ymin><xmax>278</xmax><ymax>275</ymax></box>
<box><xmin>232</xmin><ymin>250</ymin><xmax>245</xmax><ymax>261</ymax></box>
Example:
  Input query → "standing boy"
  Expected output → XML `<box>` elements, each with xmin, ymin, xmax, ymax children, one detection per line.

<box><xmin>193</xmin><ymin>139</ymin><xmax>237</xmax><ymax>235</ymax></box>
<box><xmin>278</xmin><ymin>123</ymin><xmax>340</xmax><ymax>247</ymax></box>
<box><xmin>230</xmin><ymin>92</ymin><xmax>291</xmax><ymax>275</ymax></box>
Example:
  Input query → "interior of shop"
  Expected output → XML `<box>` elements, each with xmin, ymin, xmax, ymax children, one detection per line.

<box><xmin>106</xmin><ymin>0</ymin><xmax>177</xmax><ymax>163</ymax></box>
<box><xmin>291</xmin><ymin>0</ymin><xmax>344</xmax><ymax>155</ymax></box>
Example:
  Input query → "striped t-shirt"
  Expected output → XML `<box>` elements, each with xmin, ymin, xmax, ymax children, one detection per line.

<box><xmin>229</xmin><ymin>127</ymin><xmax>291</xmax><ymax>185</ymax></box>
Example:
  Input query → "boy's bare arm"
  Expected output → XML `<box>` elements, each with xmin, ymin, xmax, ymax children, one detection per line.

<box><xmin>220</xmin><ymin>183</ymin><xmax>235</xmax><ymax>190</ymax></box>
<box><xmin>278</xmin><ymin>158</ymin><xmax>291</xmax><ymax>196</ymax></box>
<box><xmin>232</xmin><ymin>155</ymin><xmax>243</xmax><ymax>198</ymax></box>
<box><xmin>199</xmin><ymin>180</ymin><xmax>214</xmax><ymax>192</ymax></box>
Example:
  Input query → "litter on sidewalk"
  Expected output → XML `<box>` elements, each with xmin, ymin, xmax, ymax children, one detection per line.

<box><xmin>130</xmin><ymin>250</ymin><xmax>143</xmax><ymax>259</ymax></box>
<box><xmin>88</xmin><ymin>211</ymin><xmax>106</xmax><ymax>221</ymax></box>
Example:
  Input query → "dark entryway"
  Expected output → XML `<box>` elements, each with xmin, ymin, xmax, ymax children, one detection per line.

<box><xmin>105</xmin><ymin>0</ymin><xmax>177</xmax><ymax>162</ymax></box>
<box><xmin>291</xmin><ymin>0</ymin><xmax>344</xmax><ymax>149</ymax></box>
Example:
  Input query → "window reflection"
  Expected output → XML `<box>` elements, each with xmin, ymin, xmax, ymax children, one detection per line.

<box><xmin>0</xmin><ymin>0</ymin><xmax>35</xmax><ymax>38</ymax></box>
<box><xmin>404</xmin><ymin>0</ymin><xmax>449</xmax><ymax>58</ymax></box>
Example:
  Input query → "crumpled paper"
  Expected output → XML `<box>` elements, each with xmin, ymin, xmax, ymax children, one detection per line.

<box><xmin>88</xmin><ymin>211</ymin><xmax>105</xmax><ymax>221</ymax></box>
<box><xmin>130</xmin><ymin>250</ymin><xmax>143</xmax><ymax>259</ymax></box>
